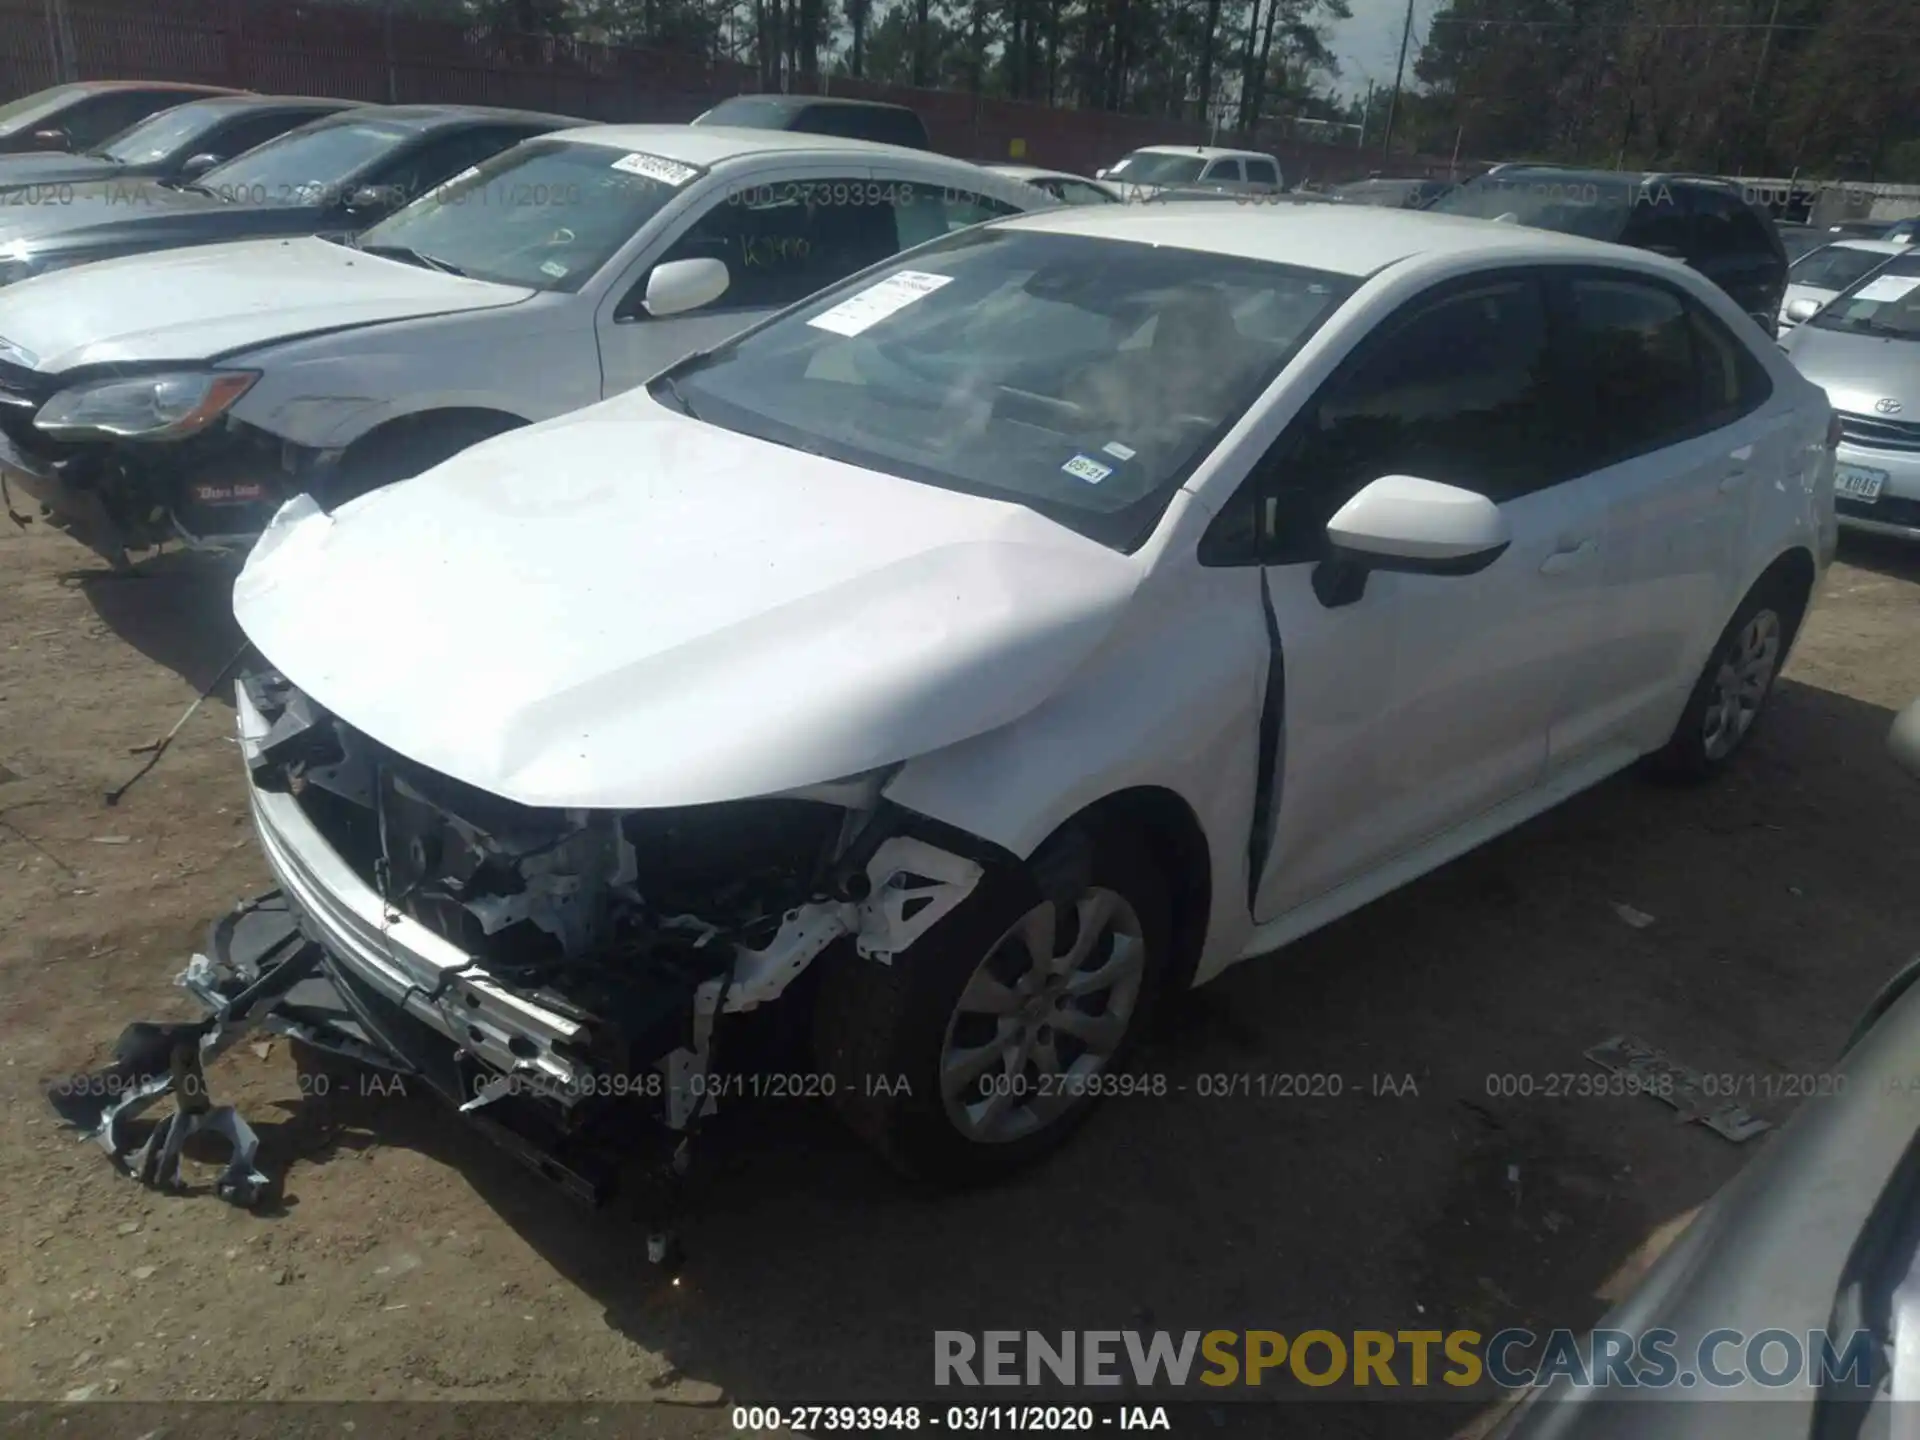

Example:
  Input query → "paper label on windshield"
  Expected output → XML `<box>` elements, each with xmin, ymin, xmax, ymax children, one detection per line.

<box><xmin>1854</xmin><ymin>273</ymin><xmax>1920</xmax><ymax>304</ymax></box>
<box><xmin>807</xmin><ymin>271</ymin><xmax>953</xmax><ymax>336</ymax></box>
<box><xmin>1101</xmin><ymin>441</ymin><xmax>1136</xmax><ymax>461</ymax></box>
<box><xmin>610</xmin><ymin>152</ymin><xmax>698</xmax><ymax>187</ymax></box>
<box><xmin>539</xmin><ymin>259</ymin><xmax>569</xmax><ymax>278</ymax></box>
<box><xmin>1062</xmin><ymin>455</ymin><xmax>1113</xmax><ymax>484</ymax></box>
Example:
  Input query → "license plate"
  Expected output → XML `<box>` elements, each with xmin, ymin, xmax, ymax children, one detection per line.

<box><xmin>192</xmin><ymin>481</ymin><xmax>266</xmax><ymax>505</ymax></box>
<box><xmin>1836</xmin><ymin>463</ymin><xmax>1887</xmax><ymax>502</ymax></box>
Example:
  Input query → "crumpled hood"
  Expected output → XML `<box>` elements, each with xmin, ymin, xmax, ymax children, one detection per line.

<box><xmin>234</xmin><ymin>391</ymin><xmax>1142</xmax><ymax>810</ymax></box>
<box><xmin>0</xmin><ymin>236</ymin><xmax>532</xmax><ymax>372</ymax></box>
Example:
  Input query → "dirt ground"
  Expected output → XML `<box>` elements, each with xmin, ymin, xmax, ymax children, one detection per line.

<box><xmin>3</xmin><ymin>517</ymin><xmax>1919</xmax><ymax>1435</ymax></box>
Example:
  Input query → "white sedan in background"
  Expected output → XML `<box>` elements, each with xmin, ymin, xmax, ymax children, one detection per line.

<box><xmin>1776</xmin><ymin>237</ymin><xmax>1905</xmax><ymax>336</ymax></box>
<box><xmin>217</xmin><ymin>203</ymin><xmax>1836</xmax><ymax>1190</ymax></box>
<box><xmin>985</xmin><ymin>163</ymin><xmax>1121</xmax><ymax>205</ymax></box>
<box><xmin>0</xmin><ymin>125</ymin><xmax>1053</xmax><ymax>565</ymax></box>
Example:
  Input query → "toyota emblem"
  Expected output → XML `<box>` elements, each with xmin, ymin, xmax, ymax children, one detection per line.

<box><xmin>1876</xmin><ymin>397</ymin><xmax>1905</xmax><ymax>415</ymax></box>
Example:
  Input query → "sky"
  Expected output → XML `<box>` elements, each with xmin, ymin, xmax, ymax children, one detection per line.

<box><xmin>1326</xmin><ymin>0</ymin><xmax>1434</xmax><ymax>102</ymax></box>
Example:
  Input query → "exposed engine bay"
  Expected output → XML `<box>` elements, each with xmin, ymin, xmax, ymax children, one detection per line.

<box><xmin>47</xmin><ymin>666</ymin><xmax>991</xmax><ymax>1250</ymax></box>
<box><xmin>232</xmin><ymin>668</ymin><xmax>981</xmax><ymax>1188</ymax></box>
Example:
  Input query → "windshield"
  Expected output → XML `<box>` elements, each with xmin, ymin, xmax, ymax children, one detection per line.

<box><xmin>656</xmin><ymin>229</ymin><xmax>1356</xmax><ymax>551</ymax></box>
<box><xmin>357</xmin><ymin>139</ymin><xmax>689</xmax><ymax>291</ymax></box>
<box><xmin>1810</xmin><ymin>253</ymin><xmax>1920</xmax><ymax>340</ymax></box>
<box><xmin>1427</xmin><ymin>173</ymin><xmax>1632</xmax><ymax>240</ymax></box>
<box><xmin>197</xmin><ymin>119</ymin><xmax>414</xmax><ymax>203</ymax></box>
<box><xmin>0</xmin><ymin>85</ymin><xmax>81</xmax><ymax>139</ymax></box>
<box><xmin>96</xmin><ymin>101</ymin><xmax>226</xmax><ymax>164</ymax></box>
<box><xmin>1791</xmin><ymin>245</ymin><xmax>1895</xmax><ymax>294</ymax></box>
<box><xmin>1104</xmin><ymin>152</ymin><xmax>1207</xmax><ymax>185</ymax></box>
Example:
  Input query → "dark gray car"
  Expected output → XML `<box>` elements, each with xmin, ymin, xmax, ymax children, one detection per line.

<box><xmin>0</xmin><ymin>95</ymin><xmax>357</xmax><ymax>195</ymax></box>
<box><xmin>0</xmin><ymin>103</ymin><xmax>585</xmax><ymax>289</ymax></box>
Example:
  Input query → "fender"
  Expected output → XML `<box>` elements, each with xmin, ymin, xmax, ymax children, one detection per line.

<box><xmin>225</xmin><ymin>299</ymin><xmax>591</xmax><ymax>451</ymax></box>
<box><xmin>882</xmin><ymin>495</ymin><xmax>1270</xmax><ymax>984</ymax></box>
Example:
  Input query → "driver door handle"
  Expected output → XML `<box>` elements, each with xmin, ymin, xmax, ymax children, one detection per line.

<box><xmin>1540</xmin><ymin>539</ymin><xmax>1598</xmax><ymax>575</ymax></box>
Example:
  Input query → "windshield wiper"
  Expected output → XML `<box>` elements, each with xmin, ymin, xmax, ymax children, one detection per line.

<box><xmin>355</xmin><ymin>242</ymin><xmax>465</xmax><ymax>276</ymax></box>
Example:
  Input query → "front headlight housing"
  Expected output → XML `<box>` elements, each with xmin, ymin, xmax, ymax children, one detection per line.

<box><xmin>34</xmin><ymin>370</ymin><xmax>260</xmax><ymax>441</ymax></box>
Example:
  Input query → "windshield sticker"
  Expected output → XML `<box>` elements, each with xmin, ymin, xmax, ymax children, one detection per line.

<box><xmin>807</xmin><ymin>270</ymin><xmax>953</xmax><ymax>337</ymax></box>
<box><xmin>610</xmin><ymin>152</ymin><xmax>699</xmax><ymax>187</ymax></box>
<box><xmin>539</xmin><ymin>258</ymin><xmax>569</xmax><ymax>279</ymax></box>
<box><xmin>1062</xmin><ymin>455</ymin><xmax>1113</xmax><ymax>485</ymax></box>
<box><xmin>1853</xmin><ymin>273</ymin><xmax>1920</xmax><ymax>304</ymax></box>
<box><xmin>1101</xmin><ymin>441</ymin><xmax>1136</xmax><ymax>461</ymax></box>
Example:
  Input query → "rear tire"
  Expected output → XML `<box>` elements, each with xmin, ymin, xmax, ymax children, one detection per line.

<box><xmin>1648</xmin><ymin>579</ymin><xmax>1797</xmax><ymax>782</ymax></box>
<box><xmin>812</xmin><ymin>827</ymin><xmax>1170</xmax><ymax>1186</ymax></box>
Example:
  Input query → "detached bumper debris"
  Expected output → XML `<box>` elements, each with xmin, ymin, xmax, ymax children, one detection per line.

<box><xmin>1585</xmin><ymin>1034</ymin><xmax>1773</xmax><ymax>1143</ymax></box>
<box><xmin>43</xmin><ymin>895</ymin><xmax>398</xmax><ymax>1208</ymax></box>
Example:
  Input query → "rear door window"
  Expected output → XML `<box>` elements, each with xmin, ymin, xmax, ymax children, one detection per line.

<box><xmin>1200</xmin><ymin>158</ymin><xmax>1244</xmax><ymax>183</ymax></box>
<box><xmin>1244</xmin><ymin>158</ymin><xmax>1280</xmax><ymax>187</ymax></box>
<box><xmin>1556</xmin><ymin>274</ymin><xmax>1757</xmax><ymax>466</ymax></box>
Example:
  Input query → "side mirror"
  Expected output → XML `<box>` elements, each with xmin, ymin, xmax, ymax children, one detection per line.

<box><xmin>1313</xmin><ymin>474</ymin><xmax>1511</xmax><ymax>608</ymax></box>
<box><xmin>1094</xmin><ymin>167</ymin><xmax>1110</xmax><ymax>180</ymax></box>
<box><xmin>180</xmin><ymin>152</ymin><xmax>221</xmax><ymax>178</ymax></box>
<box><xmin>30</xmin><ymin>126</ymin><xmax>68</xmax><ymax>151</ymax></box>
<box><xmin>1891</xmin><ymin>697</ymin><xmax>1920</xmax><ymax>779</ymax></box>
<box><xmin>640</xmin><ymin>257</ymin><xmax>730</xmax><ymax>319</ymax></box>
<box><xmin>1785</xmin><ymin>297</ymin><xmax>1821</xmax><ymax>323</ymax></box>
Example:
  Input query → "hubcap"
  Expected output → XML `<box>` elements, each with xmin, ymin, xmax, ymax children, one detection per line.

<box><xmin>939</xmin><ymin>887</ymin><xmax>1146</xmax><ymax>1144</ymax></box>
<box><xmin>1702</xmin><ymin>609</ymin><xmax>1781</xmax><ymax>760</ymax></box>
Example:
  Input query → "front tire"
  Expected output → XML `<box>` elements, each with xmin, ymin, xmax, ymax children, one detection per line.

<box><xmin>1649</xmin><ymin>581</ymin><xmax>1795</xmax><ymax>781</ymax></box>
<box><xmin>813</xmin><ymin>828</ymin><xmax>1169</xmax><ymax>1185</ymax></box>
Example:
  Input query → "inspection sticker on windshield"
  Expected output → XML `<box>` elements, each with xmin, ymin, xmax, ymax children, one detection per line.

<box><xmin>807</xmin><ymin>271</ymin><xmax>952</xmax><ymax>336</ymax></box>
<box><xmin>1062</xmin><ymin>455</ymin><xmax>1113</xmax><ymax>485</ymax></box>
<box><xmin>1101</xmin><ymin>441</ymin><xmax>1136</xmax><ymax>461</ymax></box>
<box><xmin>1853</xmin><ymin>273</ymin><xmax>1920</xmax><ymax>304</ymax></box>
<box><xmin>540</xmin><ymin>259</ymin><xmax>569</xmax><ymax>279</ymax></box>
<box><xmin>610</xmin><ymin>152</ymin><xmax>698</xmax><ymax>186</ymax></box>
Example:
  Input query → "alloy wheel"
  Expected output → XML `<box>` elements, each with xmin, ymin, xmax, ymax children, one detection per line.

<box><xmin>1702</xmin><ymin>608</ymin><xmax>1781</xmax><ymax>760</ymax></box>
<box><xmin>938</xmin><ymin>887</ymin><xmax>1146</xmax><ymax>1143</ymax></box>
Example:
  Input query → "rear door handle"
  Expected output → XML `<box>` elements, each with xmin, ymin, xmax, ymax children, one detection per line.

<box><xmin>1540</xmin><ymin>539</ymin><xmax>1598</xmax><ymax>575</ymax></box>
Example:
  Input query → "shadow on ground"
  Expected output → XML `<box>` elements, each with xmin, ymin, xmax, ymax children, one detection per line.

<box><xmin>73</xmin><ymin>549</ymin><xmax>248</xmax><ymax>706</ymax></box>
<box><xmin>1837</xmin><ymin>530</ymin><xmax>1920</xmax><ymax>585</ymax></box>
<box><xmin>225</xmin><ymin>675</ymin><xmax>1920</xmax><ymax>1417</ymax></box>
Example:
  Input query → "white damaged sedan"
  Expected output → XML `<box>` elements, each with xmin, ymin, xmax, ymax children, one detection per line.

<box><xmin>217</xmin><ymin>201</ymin><xmax>1835</xmax><ymax>1188</ymax></box>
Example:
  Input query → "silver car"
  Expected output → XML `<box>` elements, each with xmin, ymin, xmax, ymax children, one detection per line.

<box><xmin>1782</xmin><ymin>246</ymin><xmax>1920</xmax><ymax>541</ymax></box>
